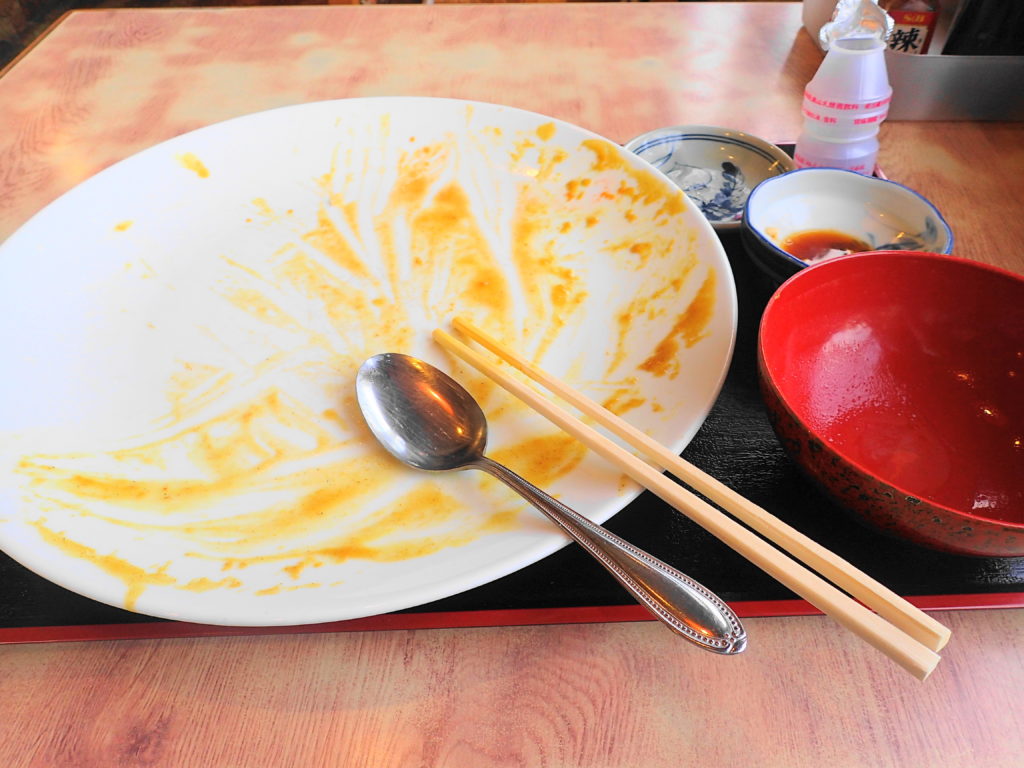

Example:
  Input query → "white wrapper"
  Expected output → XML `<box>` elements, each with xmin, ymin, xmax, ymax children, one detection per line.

<box><xmin>819</xmin><ymin>0</ymin><xmax>893</xmax><ymax>50</ymax></box>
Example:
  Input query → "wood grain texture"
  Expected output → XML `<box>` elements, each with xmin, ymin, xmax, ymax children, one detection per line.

<box><xmin>878</xmin><ymin>121</ymin><xmax>1024</xmax><ymax>274</ymax></box>
<box><xmin>2</xmin><ymin>609</ymin><xmax>1023</xmax><ymax>767</ymax></box>
<box><xmin>3</xmin><ymin>4</ymin><xmax>1020</xmax><ymax>272</ymax></box>
<box><xmin>1</xmin><ymin>4</ymin><xmax>1023</xmax><ymax>766</ymax></box>
<box><xmin>0</xmin><ymin>3</ymin><xmax>820</xmax><ymax>243</ymax></box>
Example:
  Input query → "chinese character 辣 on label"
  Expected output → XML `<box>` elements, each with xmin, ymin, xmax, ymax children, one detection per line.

<box><xmin>887</xmin><ymin>10</ymin><xmax>937</xmax><ymax>55</ymax></box>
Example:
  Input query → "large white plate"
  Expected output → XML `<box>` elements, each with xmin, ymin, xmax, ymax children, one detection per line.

<box><xmin>0</xmin><ymin>98</ymin><xmax>736</xmax><ymax>626</ymax></box>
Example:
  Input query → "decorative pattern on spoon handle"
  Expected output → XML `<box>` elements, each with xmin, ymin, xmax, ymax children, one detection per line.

<box><xmin>473</xmin><ymin>457</ymin><xmax>747</xmax><ymax>654</ymax></box>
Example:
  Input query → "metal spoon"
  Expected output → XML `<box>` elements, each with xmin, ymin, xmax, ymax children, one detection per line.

<box><xmin>355</xmin><ymin>353</ymin><xmax>746</xmax><ymax>654</ymax></box>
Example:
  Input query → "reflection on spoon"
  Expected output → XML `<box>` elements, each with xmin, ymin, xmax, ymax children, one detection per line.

<box><xmin>355</xmin><ymin>353</ymin><xmax>747</xmax><ymax>654</ymax></box>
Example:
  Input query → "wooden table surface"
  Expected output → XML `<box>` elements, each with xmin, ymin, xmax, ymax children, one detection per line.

<box><xmin>2</xmin><ymin>4</ymin><xmax>1023</xmax><ymax>766</ymax></box>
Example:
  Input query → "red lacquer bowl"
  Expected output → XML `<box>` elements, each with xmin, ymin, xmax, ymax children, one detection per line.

<box><xmin>758</xmin><ymin>251</ymin><xmax>1024</xmax><ymax>557</ymax></box>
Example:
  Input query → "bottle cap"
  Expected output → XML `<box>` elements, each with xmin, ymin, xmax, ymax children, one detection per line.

<box><xmin>807</xmin><ymin>37</ymin><xmax>892</xmax><ymax>106</ymax></box>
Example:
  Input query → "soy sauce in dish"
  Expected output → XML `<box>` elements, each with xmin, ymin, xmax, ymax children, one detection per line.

<box><xmin>781</xmin><ymin>229</ymin><xmax>871</xmax><ymax>263</ymax></box>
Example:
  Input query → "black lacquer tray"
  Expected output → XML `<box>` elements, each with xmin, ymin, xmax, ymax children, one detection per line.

<box><xmin>2</xmin><ymin>223</ymin><xmax>1022</xmax><ymax>643</ymax></box>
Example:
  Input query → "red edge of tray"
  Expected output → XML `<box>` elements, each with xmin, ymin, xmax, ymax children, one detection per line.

<box><xmin>2</xmin><ymin>592</ymin><xmax>1021</xmax><ymax>645</ymax></box>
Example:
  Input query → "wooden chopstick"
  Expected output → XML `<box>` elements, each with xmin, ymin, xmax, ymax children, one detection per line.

<box><xmin>450</xmin><ymin>317</ymin><xmax>951</xmax><ymax>654</ymax></box>
<box><xmin>434</xmin><ymin>326</ymin><xmax>943</xmax><ymax>681</ymax></box>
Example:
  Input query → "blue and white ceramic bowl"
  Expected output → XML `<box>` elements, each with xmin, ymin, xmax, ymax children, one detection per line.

<box><xmin>742</xmin><ymin>168</ymin><xmax>953</xmax><ymax>284</ymax></box>
<box><xmin>626</xmin><ymin>126</ymin><xmax>795</xmax><ymax>232</ymax></box>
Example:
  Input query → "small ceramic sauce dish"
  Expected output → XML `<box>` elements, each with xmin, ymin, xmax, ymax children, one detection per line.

<box><xmin>626</xmin><ymin>126</ymin><xmax>795</xmax><ymax>232</ymax></box>
<box><xmin>742</xmin><ymin>167</ymin><xmax>952</xmax><ymax>284</ymax></box>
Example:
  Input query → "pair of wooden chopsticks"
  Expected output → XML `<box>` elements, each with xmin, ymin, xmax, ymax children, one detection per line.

<box><xmin>434</xmin><ymin>318</ymin><xmax>951</xmax><ymax>681</ymax></box>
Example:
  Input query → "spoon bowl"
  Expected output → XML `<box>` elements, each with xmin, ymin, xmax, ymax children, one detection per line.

<box><xmin>356</xmin><ymin>353</ymin><xmax>488</xmax><ymax>472</ymax></box>
<box><xmin>356</xmin><ymin>353</ymin><xmax>747</xmax><ymax>654</ymax></box>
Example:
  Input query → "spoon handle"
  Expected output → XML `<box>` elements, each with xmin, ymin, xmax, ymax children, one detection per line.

<box><xmin>473</xmin><ymin>456</ymin><xmax>746</xmax><ymax>654</ymax></box>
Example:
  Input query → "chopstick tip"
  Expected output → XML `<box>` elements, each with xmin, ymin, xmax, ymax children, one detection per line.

<box><xmin>916</xmin><ymin>654</ymin><xmax>941</xmax><ymax>682</ymax></box>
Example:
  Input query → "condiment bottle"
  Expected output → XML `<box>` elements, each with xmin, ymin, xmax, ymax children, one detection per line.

<box><xmin>794</xmin><ymin>36</ymin><xmax>892</xmax><ymax>175</ymax></box>
<box><xmin>880</xmin><ymin>0</ymin><xmax>939</xmax><ymax>55</ymax></box>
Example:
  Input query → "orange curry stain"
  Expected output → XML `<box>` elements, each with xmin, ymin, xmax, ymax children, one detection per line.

<box><xmin>274</xmin><ymin>249</ymin><xmax>404</xmax><ymax>348</ymax></box>
<box><xmin>208</xmin><ymin>476</ymin><xmax>517</xmax><ymax>583</ymax></box>
<box><xmin>534</xmin><ymin>148</ymin><xmax>569</xmax><ymax>181</ymax></box>
<box><xmin>510</xmin><ymin>138</ymin><xmax>536</xmax><ymax>165</ymax></box>
<box><xmin>322</xmin><ymin>409</ymin><xmax>346</xmax><ymax>428</ymax></box>
<box><xmin>565</xmin><ymin>178</ymin><xmax>590</xmax><ymax>201</ymax></box>
<box><xmin>603</xmin><ymin>235</ymin><xmax>678</xmax><ymax>273</ymax></box>
<box><xmin>373</xmin><ymin>142</ymin><xmax>450</xmax><ymax>294</ymax></box>
<box><xmin>340</xmin><ymin>200</ymin><xmax>361</xmax><ymax>240</ymax></box>
<box><xmin>250</xmin><ymin>198</ymin><xmax>275</xmax><ymax>218</ymax></box>
<box><xmin>286</xmin><ymin>582</ymin><xmax>322</xmax><ymax>591</ymax></box>
<box><xmin>602</xmin><ymin>388</ymin><xmax>647</xmax><ymax>416</ymax></box>
<box><xmin>169</xmin><ymin>456</ymin><xmax>399</xmax><ymax>553</ymax></box>
<box><xmin>164</xmin><ymin>362</ymin><xmax>234</xmax><ymax>423</ymax></box>
<box><xmin>18</xmin><ymin>390</ymin><xmax>338</xmax><ymax>514</ymax></box>
<box><xmin>177</xmin><ymin>152</ymin><xmax>210</xmax><ymax>179</ymax></box>
<box><xmin>280</xmin><ymin>483</ymin><xmax>475</xmax><ymax>577</ymax></box>
<box><xmin>606</xmin><ymin>246</ymin><xmax>700</xmax><ymax>376</ymax></box>
<box><xmin>31</xmin><ymin>521</ymin><xmax>174</xmax><ymax>611</ymax></box>
<box><xmin>411</xmin><ymin>182</ymin><xmax>511</xmax><ymax>315</ymax></box>
<box><xmin>301</xmin><ymin>206</ymin><xmax>373</xmax><ymax>281</ymax></box>
<box><xmin>629</xmin><ymin>242</ymin><xmax>653</xmax><ymax>266</ymax></box>
<box><xmin>390</xmin><ymin>143</ymin><xmax>449</xmax><ymax>211</ymax></box>
<box><xmin>183</xmin><ymin>576</ymin><xmax>243</xmax><ymax>593</ymax></box>
<box><xmin>581</xmin><ymin>139</ymin><xmax>684</xmax><ymax>219</ymax></box>
<box><xmin>512</xmin><ymin>195</ymin><xmax>552</xmax><ymax>318</ymax></box>
<box><xmin>225</xmin><ymin>287</ymin><xmax>305</xmax><ymax>331</ymax></box>
<box><xmin>512</xmin><ymin>192</ymin><xmax>586</xmax><ymax>336</ymax></box>
<box><xmin>639</xmin><ymin>268</ymin><xmax>718</xmax><ymax>379</ymax></box>
<box><xmin>489</xmin><ymin>433</ymin><xmax>588</xmax><ymax>490</ymax></box>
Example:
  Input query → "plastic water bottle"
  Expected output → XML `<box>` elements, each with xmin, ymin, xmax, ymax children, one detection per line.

<box><xmin>794</xmin><ymin>36</ymin><xmax>892</xmax><ymax>175</ymax></box>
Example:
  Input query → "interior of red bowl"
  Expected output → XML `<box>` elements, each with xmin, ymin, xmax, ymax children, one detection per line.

<box><xmin>760</xmin><ymin>251</ymin><xmax>1024</xmax><ymax>527</ymax></box>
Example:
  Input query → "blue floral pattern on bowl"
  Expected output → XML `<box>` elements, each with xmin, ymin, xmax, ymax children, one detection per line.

<box><xmin>626</xmin><ymin>128</ymin><xmax>795</xmax><ymax>231</ymax></box>
<box><xmin>875</xmin><ymin>216</ymin><xmax>939</xmax><ymax>251</ymax></box>
<box><xmin>663</xmin><ymin>160</ymin><xmax>748</xmax><ymax>223</ymax></box>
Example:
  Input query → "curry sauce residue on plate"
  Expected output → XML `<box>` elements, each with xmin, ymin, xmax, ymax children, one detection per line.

<box><xmin>10</xmin><ymin>118</ymin><xmax>717</xmax><ymax>613</ymax></box>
